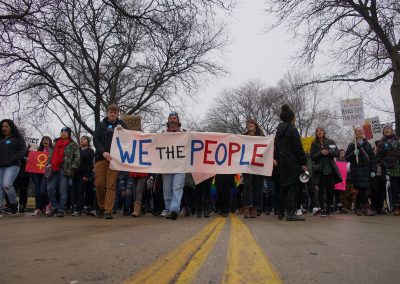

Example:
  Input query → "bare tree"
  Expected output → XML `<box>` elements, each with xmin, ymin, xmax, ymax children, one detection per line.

<box><xmin>266</xmin><ymin>0</ymin><xmax>400</xmax><ymax>134</ymax></box>
<box><xmin>0</xmin><ymin>0</ymin><xmax>227</xmax><ymax>135</ymax></box>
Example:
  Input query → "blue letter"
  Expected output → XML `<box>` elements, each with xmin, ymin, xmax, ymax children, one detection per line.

<box><xmin>239</xmin><ymin>144</ymin><xmax>249</xmax><ymax>165</ymax></box>
<box><xmin>117</xmin><ymin>137</ymin><xmax>136</xmax><ymax>164</ymax></box>
<box><xmin>139</xmin><ymin>139</ymin><xmax>152</xmax><ymax>166</ymax></box>
<box><xmin>191</xmin><ymin>140</ymin><xmax>204</xmax><ymax>165</ymax></box>
<box><xmin>215</xmin><ymin>143</ymin><xmax>227</xmax><ymax>165</ymax></box>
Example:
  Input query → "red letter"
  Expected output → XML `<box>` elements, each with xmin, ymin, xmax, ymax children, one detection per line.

<box><xmin>203</xmin><ymin>140</ymin><xmax>217</xmax><ymax>164</ymax></box>
<box><xmin>228</xmin><ymin>142</ymin><xmax>241</xmax><ymax>166</ymax></box>
<box><xmin>251</xmin><ymin>144</ymin><xmax>268</xmax><ymax>167</ymax></box>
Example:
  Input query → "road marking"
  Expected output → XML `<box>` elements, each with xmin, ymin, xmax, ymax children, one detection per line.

<box><xmin>124</xmin><ymin>217</ymin><xmax>226</xmax><ymax>284</ymax></box>
<box><xmin>222</xmin><ymin>214</ymin><xmax>282</xmax><ymax>284</ymax></box>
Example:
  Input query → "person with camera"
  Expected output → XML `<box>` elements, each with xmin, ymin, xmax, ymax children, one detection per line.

<box><xmin>274</xmin><ymin>105</ymin><xmax>308</xmax><ymax>221</ymax></box>
<box><xmin>345</xmin><ymin>127</ymin><xmax>376</xmax><ymax>216</ymax></box>
<box><xmin>310</xmin><ymin>127</ymin><xmax>340</xmax><ymax>217</ymax></box>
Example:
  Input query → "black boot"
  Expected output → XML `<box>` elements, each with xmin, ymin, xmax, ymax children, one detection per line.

<box><xmin>286</xmin><ymin>213</ymin><xmax>305</xmax><ymax>221</ymax></box>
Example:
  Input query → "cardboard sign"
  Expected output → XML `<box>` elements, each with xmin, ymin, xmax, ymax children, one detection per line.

<box><xmin>110</xmin><ymin>130</ymin><xmax>274</xmax><ymax>176</ymax></box>
<box><xmin>340</xmin><ymin>98</ymin><xmax>365</xmax><ymax>126</ymax></box>
<box><xmin>120</xmin><ymin>114</ymin><xmax>142</xmax><ymax>131</ymax></box>
<box><xmin>363</xmin><ymin>117</ymin><xmax>382</xmax><ymax>145</ymax></box>
<box><xmin>25</xmin><ymin>151</ymin><xmax>49</xmax><ymax>174</ymax></box>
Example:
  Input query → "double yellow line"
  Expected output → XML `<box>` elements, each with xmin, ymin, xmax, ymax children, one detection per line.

<box><xmin>124</xmin><ymin>215</ymin><xmax>281</xmax><ymax>284</ymax></box>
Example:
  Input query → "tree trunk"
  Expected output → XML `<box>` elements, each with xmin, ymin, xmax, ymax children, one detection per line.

<box><xmin>391</xmin><ymin>68</ymin><xmax>400</xmax><ymax>136</ymax></box>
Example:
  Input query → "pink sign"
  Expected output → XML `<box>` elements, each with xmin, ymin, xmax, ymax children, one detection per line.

<box><xmin>334</xmin><ymin>161</ymin><xmax>348</xmax><ymax>191</ymax></box>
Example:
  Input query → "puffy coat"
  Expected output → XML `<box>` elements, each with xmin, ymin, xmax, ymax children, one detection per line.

<box><xmin>310</xmin><ymin>138</ymin><xmax>339</xmax><ymax>185</ymax></box>
<box><xmin>345</xmin><ymin>139</ymin><xmax>376</xmax><ymax>190</ymax></box>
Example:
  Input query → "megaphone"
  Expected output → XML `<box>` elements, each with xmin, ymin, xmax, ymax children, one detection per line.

<box><xmin>299</xmin><ymin>171</ymin><xmax>310</xmax><ymax>183</ymax></box>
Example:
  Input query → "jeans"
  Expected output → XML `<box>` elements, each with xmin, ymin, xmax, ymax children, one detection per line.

<box><xmin>162</xmin><ymin>173</ymin><xmax>185</xmax><ymax>213</ymax></box>
<box><xmin>47</xmin><ymin>168</ymin><xmax>71</xmax><ymax>212</ymax></box>
<box><xmin>33</xmin><ymin>174</ymin><xmax>47</xmax><ymax>210</ymax></box>
<box><xmin>243</xmin><ymin>174</ymin><xmax>264</xmax><ymax>208</ymax></box>
<box><xmin>0</xmin><ymin>166</ymin><xmax>20</xmax><ymax>206</ymax></box>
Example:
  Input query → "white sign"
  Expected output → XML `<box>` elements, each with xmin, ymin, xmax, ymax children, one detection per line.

<box><xmin>109</xmin><ymin>129</ymin><xmax>274</xmax><ymax>176</ymax></box>
<box><xmin>25</xmin><ymin>137</ymin><xmax>39</xmax><ymax>145</ymax></box>
<box><xmin>340</xmin><ymin>98</ymin><xmax>365</xmax><ymax>126</ymax></box>
<box><xmin>363</xmin><ymin>117</ymin><xmax>382</xmax><ymax>145</ymax></box>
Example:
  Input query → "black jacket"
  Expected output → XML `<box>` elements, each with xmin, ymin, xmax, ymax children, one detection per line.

<box><xmin>0</xmin><ymin>135</ymin><xmax>26</xmax><ymax>167</ymax></box>
<box><xmin>274</xmin><ymin>122</ymin><xmax>307</xmax><ymax>186</ymax></box>
<box><xmin>345</xmin><ymin>139</ymin><xmax>376</xmax><ymax>190</ymax></box>
<box><xmin>310</xmin><ymin>138</ymin><xmax>339</xmax><ymax>185</ymax></box>
<box><xmin>76</xmin><ymin>147</ymin><xmax>95</xmax><ymax>178</ymax></box>
<box><xmin>93</xmin><ymin>117</ymin><xmax>127</xmax><ymax>162</ymax></box>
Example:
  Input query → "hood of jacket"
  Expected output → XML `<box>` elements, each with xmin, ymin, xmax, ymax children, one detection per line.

<box><xmin>276</xmin><ymin>122</ymin><xmax>291</xmax><ymax>138</ymax></box>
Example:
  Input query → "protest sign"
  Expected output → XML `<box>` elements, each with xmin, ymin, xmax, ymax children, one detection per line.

<box><xmin>301</xmin><ymin>136</ymin><xmax>314</xmax><ymax>153</ymax></box>
<box><xmin>110</xmin><ymin>130</ymin><xmax>274</xmax><ymax>176</ymax></box>
<box><xmin>340</xmin><ymin>98</ymin><xmax>365</xmax><ymax>126</ymax></box>
<box><xmin>334</xmin><ymin>161</ymin><xmax>348</xmax><ymax>191</ymax></box>
<box><xmin>363</xmin><ymin>117</ymin><xmax>382</xmax><ymax>145</ymax></box>
<box><xmin>25</xmin><ymin>151</ymin><xmax>49</xmax><ymax>174</ymax></box>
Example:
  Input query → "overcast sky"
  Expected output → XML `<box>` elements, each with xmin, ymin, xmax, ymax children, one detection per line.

<box><xmin>184</xmin><ymin>0</ymin><xmax>394</xmax><ymax>125</ymax></box>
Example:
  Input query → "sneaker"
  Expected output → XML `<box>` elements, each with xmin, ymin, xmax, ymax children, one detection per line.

<box><xmin>312</xmin><ymin>207</ymin><xmax>321</xmax><ymax>215</ymax></box>
<box><xmin>2</xmin><ymin>207</ymin><xmax>11</xmax><ymax>215</ymax></box>
<box><xmin>170</xmin><ymin>211</ymin><xmax>178</xmax><ymax>220</ymax></box>
<box><xmin>10</xmin><ymin>203</ymin><xmax>19</xmax><ymax>215</ymax></box>
<box><xmin>33</xmin><ymin>209</ymin><xmax>43</xmax><ymax>216</ymax></box>
<box><xmin>320</xmin><ymin>210</ymin><xmax>328</xmax><ymax>217</ymax></box>
<box><xmin>160</xmin><ymin>210</ymin><xmax>168</xmax><ymax>217</ymax></box>
<box><xmin>56</xmin><ymin>211</ymin><xmax>65</xmax><ymax>217</ymax></box>
<box><xmin>87</xmin><ymin>209</ymin><xmax>97</xmax><ymax>216</ymax></box>
<box><xmin>296</xmin><ymin>209</ymin><xmax>303</xmax><ymax>216</ymax></box>
<box><xmin>72</xmin><ymin>211</ymin><xmax>81</xmax><ymax>216</ymax></box>
<box><xmin>96</xmin><ymin>209</ymin><xmax>104</xmax><ymax>218</ymax></box>
<box><xmin>286</xmin><ymin>214</ymin><xmax>305</xmax><ymax>221</ymax></box>
<box><xmin>103</xmin><ymin>212</ymin><xmax>113</xmax><ymax>219</ymax></box>
<box><xmin>47</xmin><ymin>209</ymin><xmax>57</xmax><ymax>217</ymax></box>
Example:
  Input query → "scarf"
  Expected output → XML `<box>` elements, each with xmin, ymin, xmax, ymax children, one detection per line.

<box><xmin>51</xmin><ymin>139</ymin><xmax>70</xmax><ymax>171</ymax></box>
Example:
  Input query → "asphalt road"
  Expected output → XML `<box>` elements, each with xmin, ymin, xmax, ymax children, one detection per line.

<box><xmin>1</xmin><ymin>212</ymin><xmax>399</xmax><ymax>284</ymax></box>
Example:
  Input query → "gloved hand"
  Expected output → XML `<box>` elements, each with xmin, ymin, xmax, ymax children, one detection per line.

<box><xmin>354</xmin><ymin>149</ymin><xmax>360</xmax><ymax>156</ymax></box>
<box><xmin>371</xmin><ymin>172</ymin><xmax>376</xmax><ymax>178</ymax></box>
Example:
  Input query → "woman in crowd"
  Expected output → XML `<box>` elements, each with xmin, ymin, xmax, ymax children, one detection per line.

<box><xmin>46</xmin><ymin>127</ymin><xmax>80</xmax><ymax>217</ymax></box>
<box><xmin>376</xmin><ymin>125</ymin><xmax>400</xmax><ymax>215</ymax></box>
<box><xmin>14</xmin><ymin>144</ymin><xmax>31</xmax><ymax>213</ymax></box>
<box><xmin>215</xmin><ymin>174</ymin><xmax>234</xmax><ymax>217</ymax></box>
<box><xmin>195</xmin><ymin>176</ymin><xmax>213</xmax><ymax>218</ymax></box>
<box><xmin>72</xmin><ymin>136</ymin><xmax>94</xmax><ymax>216</ymax></box>
<box><xmin>345</xmin><ymin>127</ymin><xmax>376</xmax><ymax>216</ymax></box>
<box><xmin>336</xmin><ymin>149</ymin><xmax>352</xmax><ymax>213</ymax></box>
<box><xmin>128</xmin><ymin>171</ymin><xmax>149</xmax><ymax>217</ymax></box>
<box><xmin>310</xmin><ymin>127</ymin><xmax>340</xmax><ymax>216</ymax></box>
<box><xmin>275</xmin><ymin>105</ymin><xmax>307</xmax><ymax>221</ymax></box>
<box><xmin>33</xmin><ymin>136</ymin><xmax>53</xmax><ymax>215</ymax></box>
<box><xmin>242</xmin><ymin>118</ymin><xmax>265</xmax><ymax>218</ymax></box>
<box><xmin>0</xmin><ymin>119</ymin><xmax>26</xmax><ymax>214</ymax></box>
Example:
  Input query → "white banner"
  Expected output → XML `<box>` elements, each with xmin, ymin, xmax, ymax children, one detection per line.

<box><xmin>340</xmin><ymin>98</ymin><xmax>365</xmax><ymax>126</ymax></box>
<box><xmin>109</xmin><ymin>129</ymin><xmax>274</xmax><ymax>176</ymax></box>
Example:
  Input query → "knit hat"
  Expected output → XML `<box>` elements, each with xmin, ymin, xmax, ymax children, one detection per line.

<box><xmin>383</xmin><ymin>124</ymin><xmax>393</xmax><ymax>134</ymax></box>
<box><xmin>60</xmin><ymin>127</ymin><xmax>72</xmax><ymax>138</ymax></box>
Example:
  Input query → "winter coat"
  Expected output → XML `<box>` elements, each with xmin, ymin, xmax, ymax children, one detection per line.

<box><xmin>93</xmin><ymin>117</ymin><xmax>127</xmax><ymax>162</ymax></box>
<box><xmin>48</xmin><ymin>140</ymin><xmax>80</xmax><ymax>177</ymax></box>
<box><xmin>274</xmin><ymin>122</ymin><xmax>307</xmax><ymax>187</ymax></box>
<box><xmin>345</xmin><ymin>139</ymin><xmax>376</xmax><ymax>190</ymax></box>
<box><xmin>75</xmin><ymin>147</ymin><xmax>94</xmax><ymax>178</ymax></box>
<box><xmin>0</xmin><ymin>135</ymin><xmax>26</xmax><ymax>167</ymax></box>
<box><xmin>376</xmin><ymin>135</ymin><xmax>400</xmax><ymax>171</ymax></box>
<box><xmin>310</xmin><ymin>138</ymin><xmax>340</xmax><ymax>185</ymax></box>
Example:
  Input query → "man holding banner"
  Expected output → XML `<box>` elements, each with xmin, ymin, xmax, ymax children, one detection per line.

<box><xmin>162</xmin><ymin>112</ymin><xmax>186</xmax><ymax>220</ymax></box>
<box><xmin>93</xmin><ymin>104</ymin><xmax>127</xmax><ymax>219</ymax></box>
